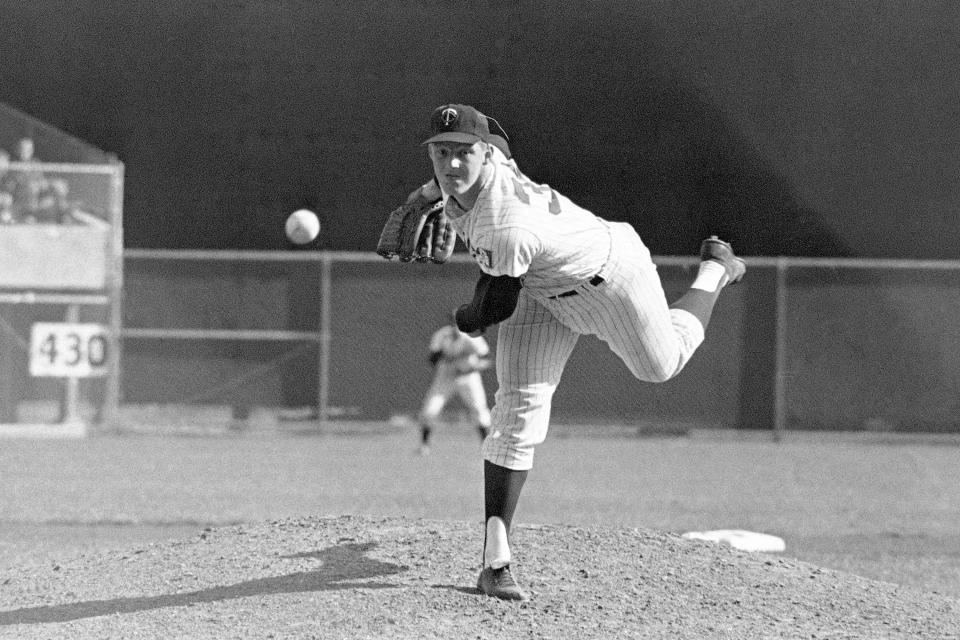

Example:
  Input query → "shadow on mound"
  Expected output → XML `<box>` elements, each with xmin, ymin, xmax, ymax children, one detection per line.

<box><xmin>3</xmin><ymin>515</ymin><xmax>959</xmax><ymax>638</ymax></box>
<box><xmin>0</xmin><ymin>541</ymin><xmax>407</xmax><ymax>626</ymax></box>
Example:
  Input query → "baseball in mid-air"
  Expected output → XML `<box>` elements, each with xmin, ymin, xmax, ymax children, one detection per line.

<box><xmin>285</xmin><ymin>209</ymin><xmax>320</xmax><ymax>244</ymax></box>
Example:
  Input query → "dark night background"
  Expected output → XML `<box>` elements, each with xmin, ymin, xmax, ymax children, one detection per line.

<box><xmin>0</xmin><ymin>1</ymin><xmax>957</xmax><ymax>258</ymax></box>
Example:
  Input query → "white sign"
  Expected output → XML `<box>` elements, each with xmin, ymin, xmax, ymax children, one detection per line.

<box><xmin>29</xmin><ymin>322</ymin><xmax>110</xmax><ymax>378</ymax></box>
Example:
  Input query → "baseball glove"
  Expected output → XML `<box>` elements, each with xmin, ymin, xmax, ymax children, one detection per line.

<box><xmin>376</xmin><ymin>195</ymin><xmax>455</xmax><ymax>264</ymax></box>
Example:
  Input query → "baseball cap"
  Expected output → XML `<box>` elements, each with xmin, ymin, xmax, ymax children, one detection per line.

<box><xmin>422</xmin><ymin>104</ymin><xmax>511</xmax><ymax>157</ymax></box>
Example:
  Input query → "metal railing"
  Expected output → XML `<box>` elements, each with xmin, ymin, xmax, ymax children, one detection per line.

<box><xmin>120</xmin><ymin>250</ymin><xmax>960</xmax><ymax>433</ymax></box>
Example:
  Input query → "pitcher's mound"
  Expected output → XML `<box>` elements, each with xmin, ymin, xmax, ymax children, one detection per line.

<box><xmin>1</xmin><ymin>515</ymin><xmax>956</xmax><ymax>639</ymax></box>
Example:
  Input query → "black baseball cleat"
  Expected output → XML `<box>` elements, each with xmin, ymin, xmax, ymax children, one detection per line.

<box><xmin>700</xmin><ymin>236</ymin><xmax>746</xmax><ymax>286</ymax></box>
<box><xmin>477</xmin><ymin>565</ymin><xmax>528</xmax><ymax>601</ymax></box>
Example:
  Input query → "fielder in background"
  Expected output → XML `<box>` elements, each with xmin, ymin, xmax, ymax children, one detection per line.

<box><xmin>417</xmin><ymin>316</ymin><xmax>492</xmax><ymax>455</ymax></box>
<box><xmin>402</xmin><ymin>103</ymin><xmax>746</xmax><ymax>602</ymax></box>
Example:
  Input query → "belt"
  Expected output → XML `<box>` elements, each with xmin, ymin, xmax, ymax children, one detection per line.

<box><xmin>548</xmin><ymin>275</ymin><xmax>605</xmax><ymax>299</ymax></box>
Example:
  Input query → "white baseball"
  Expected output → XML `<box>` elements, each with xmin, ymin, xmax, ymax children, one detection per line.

<box><xmin>285</xmin><ymin>209</ymin><xmax>320</xmax><ymax>244</ymax></box>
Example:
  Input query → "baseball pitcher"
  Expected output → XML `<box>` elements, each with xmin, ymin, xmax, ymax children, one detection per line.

<box><xmin>380</xmin><ymin>103</ymin><xmax>745</xmax><ymax>601</ymax></box>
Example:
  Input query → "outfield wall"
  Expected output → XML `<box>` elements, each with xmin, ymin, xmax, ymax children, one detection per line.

<box><xmin>2</xmin><ymin>3</ymin><xmax>958</xmax><ymax>261</ymax></box>
<box><xmin>119</xmin><ymin>252</ymin><xmax>960</xmax><ymax>433</ymax></box>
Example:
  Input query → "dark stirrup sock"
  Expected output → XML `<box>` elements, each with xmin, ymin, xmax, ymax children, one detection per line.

<box><xmin>484</xmin><ymin>460</ymin><xmax>528</xmax><ymax>530</ymax></box>
<box><xmin>669</xmin><ymin>288</ymin><xmax>720</xmax><ymax>329</ymax></box>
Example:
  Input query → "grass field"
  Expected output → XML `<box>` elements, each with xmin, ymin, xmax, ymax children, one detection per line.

<box><xmin>2</xmin><ymin>423</ymin><xmax>959</xmax><ymax>600</ymax></box>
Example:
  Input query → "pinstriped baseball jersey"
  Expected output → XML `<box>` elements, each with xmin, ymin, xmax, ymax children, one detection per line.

<box><xmin>445</xmin><ymin>149</ymin><xmax>610</xmax><ymax>298</ymax></box>
<box><xmin>441</xmin><ymin>146</ymin><xmax>707</xmax><ymax>471</ymax></box>
<box><xmin>479</xmin><ymin>228</ymin><xmax>705</xmax><ymax>471</ymax></box>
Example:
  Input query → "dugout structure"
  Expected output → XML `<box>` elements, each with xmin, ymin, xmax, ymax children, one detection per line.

<box><xmin>0</xmin><ymin>102</ymin><xmax>123</xmax><ymax>435</ymax></box>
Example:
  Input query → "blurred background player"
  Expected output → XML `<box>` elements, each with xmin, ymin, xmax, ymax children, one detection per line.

<box><xmin>417</xmin><ymin>315</ymin><xmax>492</xmax><ymax>455</ymax></box>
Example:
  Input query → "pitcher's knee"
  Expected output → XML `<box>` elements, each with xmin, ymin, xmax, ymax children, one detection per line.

<box><xmin>482</xmin><ymin>435</ymin><xmax>535</xmax><ymax>471</ymax></box>
<box><xmin>626</xmin><ymin>352</ymin><xmax>683</xmax><ymax>383</ymax></box>
<box><xmin>648</xmin><ymin>363</ymin><xmax>681</xmax><ymax>383</ymax></box>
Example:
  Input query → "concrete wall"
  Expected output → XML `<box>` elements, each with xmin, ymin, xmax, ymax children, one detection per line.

<box><xmin>0</xmin><ymin>2</ymin><xmax>957</xmax><ymax>258</ymax></box>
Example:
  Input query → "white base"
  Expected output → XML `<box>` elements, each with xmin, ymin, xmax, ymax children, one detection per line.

<box><xmin>681</xmin><ymin>529</ymin><xmax>786</xmax><ymax>553</ymax></box>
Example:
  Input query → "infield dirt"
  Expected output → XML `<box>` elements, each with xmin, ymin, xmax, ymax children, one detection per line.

<box><xmin>1</xmin><ymin>514</ymin><xmax>958</xmax><ymax>639</ymax></box>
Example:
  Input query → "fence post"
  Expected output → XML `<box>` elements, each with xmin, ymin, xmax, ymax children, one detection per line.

<box><xmin>103</xmin><ymin>162</ymin><xmax>124</xmax><ymax>431</ymax></box>
<box><xmin>317</xmin><ymin>252</ymin><xmax>332</xmax><ymax>427</ymax></box>
<box><xmin>772</xmin><ymin>257</ymin><xmax>787</xmax><ymax>441</ymax></box>
<box><xmin>61</xmin><ymin>304</ymin><xmax>82</xmax><ymax>424</ymax></box>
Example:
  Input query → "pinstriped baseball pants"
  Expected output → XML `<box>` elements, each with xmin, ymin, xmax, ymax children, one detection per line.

<box><xmin>481</xmin><ymin>223</ymin><xmax>705</xmax><ymax>470</ymax></box>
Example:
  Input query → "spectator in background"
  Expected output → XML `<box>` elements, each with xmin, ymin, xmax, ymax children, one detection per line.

<box><xmin>0</xmin><ymin>149</ymin><xmax>12</xmax><ymax>224</ymax></box>
<box><xmin>34</xmin><ymin>178</ymin><xmax>72</xmax><ymax>224</ymax></box>
<box><xmin>0</xmin><ymin>192</ymin><xmax>13</xmax><ymax>224</ymax></box>
<box><xmin>3</xmin><ymin>138</ymin><xmax>49</xmax><ymax>223</ymax></box>
<box><xmin>0</xmin><ymin>139</ymin><xmax>87</xmax><ymax>225</ymax></box>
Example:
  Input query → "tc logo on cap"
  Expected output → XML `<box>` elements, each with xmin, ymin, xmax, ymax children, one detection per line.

<box><xmin>440</xmin><ymin>107</ymin><xmax>459</xmax><ymax>127</ymax></box>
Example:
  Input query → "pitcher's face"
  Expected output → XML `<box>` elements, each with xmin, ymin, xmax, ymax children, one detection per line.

<box><xmin>428</xmin><ymin>141</ymin><xmax>489</xmax><ymax>202</ymax></box>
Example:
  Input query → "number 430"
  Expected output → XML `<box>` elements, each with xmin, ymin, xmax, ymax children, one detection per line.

<box><xmin>38</xmin><ymin>332</ymin><xmax>108</xmax><ymax>367</ymax></box>
<box><xmin>29</xmin><ymin>323</ymin><xmax>110</xmax><ymax>378</ymax></box>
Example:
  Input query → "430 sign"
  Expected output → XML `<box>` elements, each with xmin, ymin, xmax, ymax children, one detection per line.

<box><xmin>29</xmin><ymin>323</ymin><xmax>110</xmax><ymax>378</ymax></box>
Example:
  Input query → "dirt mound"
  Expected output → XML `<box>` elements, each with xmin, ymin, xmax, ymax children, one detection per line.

<box><xmin>1</xmin><ymin>515</ymin><xmax>957</xmax><ymax>639</ymax></box>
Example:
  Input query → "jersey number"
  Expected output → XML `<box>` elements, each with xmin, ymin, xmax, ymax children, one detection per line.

<box><xmin>510</xmin><ymin>174</ymin><xmax>561</xmax><ymax>215</ymax></box>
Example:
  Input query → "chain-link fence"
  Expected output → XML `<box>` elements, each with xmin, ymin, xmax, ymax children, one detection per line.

<box><xmin>119</xmin><ymin>251</ymin><xmax>960</xmax><ymax>436</ymax></box>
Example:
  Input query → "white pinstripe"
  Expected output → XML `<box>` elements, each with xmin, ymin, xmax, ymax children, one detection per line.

<box><xmin>453</xmin><ymin>150</ymin><xmax>706</xmax><ymax>471</ymax></box>
<box><xmin>482</xmin><ymin>289</ymin><xmax>577</xmax><ymax>469</ymax></box>
<box><xmin>542</xmin><ymin>223</ymin><xmax>704</xmax><ymax>383</ymax></box>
